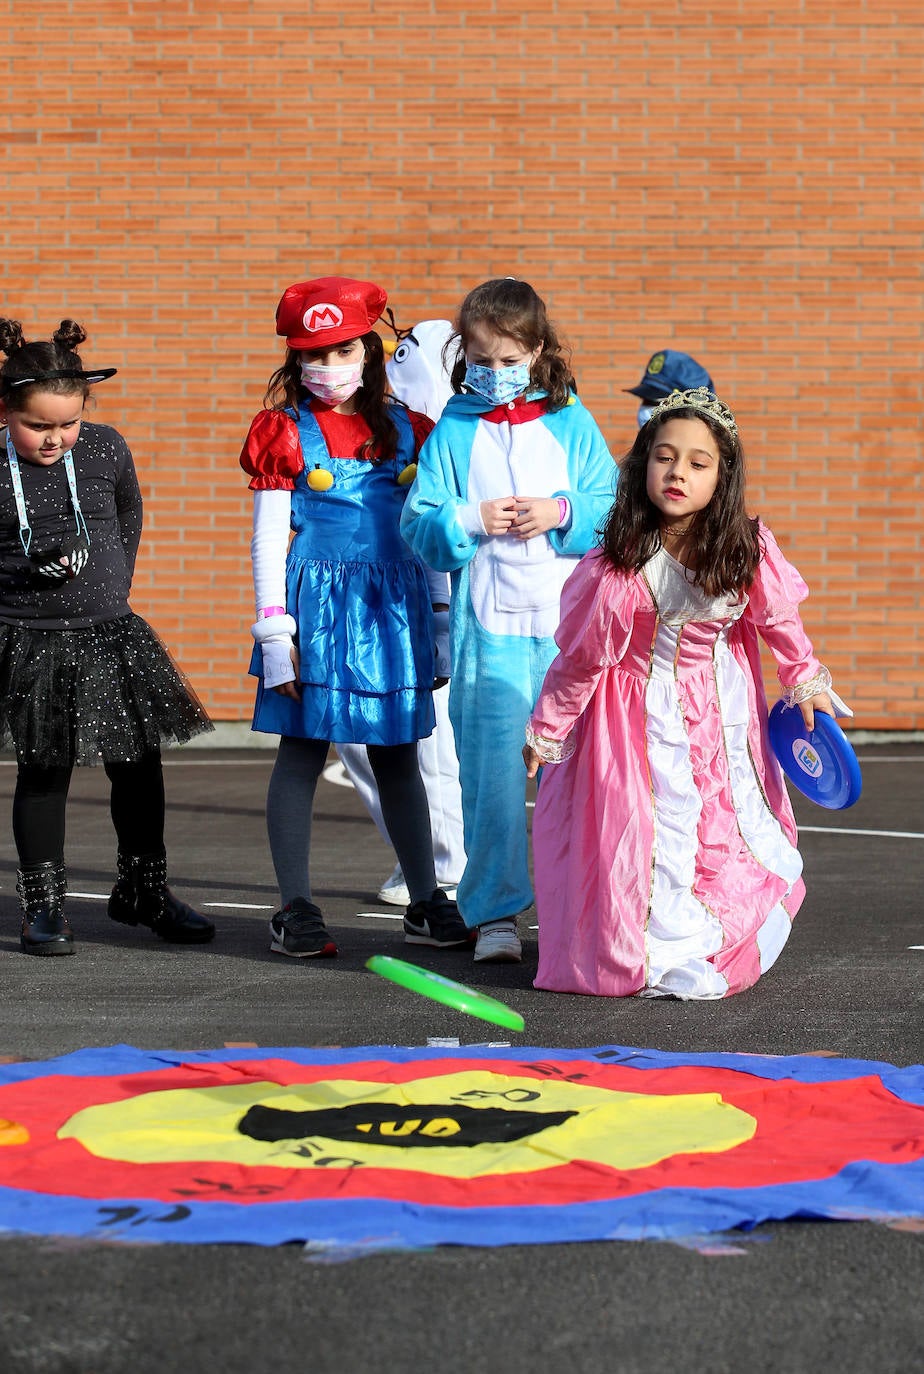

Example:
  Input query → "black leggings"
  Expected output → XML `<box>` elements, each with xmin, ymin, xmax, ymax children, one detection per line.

<box><xmin>12</xmin><ymin>751</ymin><xmax>166</xmax><ymax>868</ymax></box>
<box><xmin>266</xmin><ymin>736</ymin><xmax>436</xmax><ymax>908</ymax></box>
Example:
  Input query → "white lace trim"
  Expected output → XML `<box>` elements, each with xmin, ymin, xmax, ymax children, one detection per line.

<box><xmin>780</xmin><ymin>666</ymin><xmax>833</xmax><ymax>706</ymax></box>
<box><xmin>525</xmin><ymin>722</ymin><xmax>575</xmax><ymax>764</ymax></box>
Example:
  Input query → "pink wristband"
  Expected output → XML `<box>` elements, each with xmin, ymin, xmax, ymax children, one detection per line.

<box><xmin>258</xmin><ymin>606</ymin><xmax>287</xmax><ymax>620</ymax></box>
<box><xmin>557</xmin><ymin>497</ymin><xmax>569</xmax><ymax>526</ymax></box>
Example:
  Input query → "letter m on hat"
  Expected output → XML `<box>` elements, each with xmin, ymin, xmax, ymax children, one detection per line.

<box><xmin>303</xmin><ymin>303</ymin><xmax>343</xmax><ymax>334</ymax></box>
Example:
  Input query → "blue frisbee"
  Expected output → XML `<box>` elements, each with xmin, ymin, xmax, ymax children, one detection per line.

<box><xmin>768</xmin><ymin>701</ymin><xmax>862</xmax><ymax>810</ymax></box>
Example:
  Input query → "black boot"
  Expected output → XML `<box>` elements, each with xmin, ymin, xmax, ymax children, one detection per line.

<box><xmin>108</xmin><ymin>850</ymin><xmax>215</xmax><ymax>944</ymax></box>
<box><xmin>17</xmin><ymin>861</ymin><xmax>74</xmax><ymax>956</ymax></box>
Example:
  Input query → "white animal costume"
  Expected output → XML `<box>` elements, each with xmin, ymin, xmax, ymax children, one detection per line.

<box><xmin>401</xmin><ymin>389</ymin><xmax>616</xmax><ymax>928</ymax></box>
<box><xmin>337</xmin><ymin>321</ymin><xmax>466</xmax><ymax>895</ymax></box>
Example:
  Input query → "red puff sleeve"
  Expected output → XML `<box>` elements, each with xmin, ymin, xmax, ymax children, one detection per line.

<box><xmin>239</xmin><ymin>410</ymin><xmax>303</xmax><ymax>491</ymax></box>
<box><xmin>406</xmin><ymin>408</ymin><xmax>435</xmax><ymax>456</ymax></box>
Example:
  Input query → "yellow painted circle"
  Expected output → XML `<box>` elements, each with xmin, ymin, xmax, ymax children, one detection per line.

<box><xmin>59</xmin><ymin>1071</ymin><xmax>756</xmax><ymax>1178</ymax></box>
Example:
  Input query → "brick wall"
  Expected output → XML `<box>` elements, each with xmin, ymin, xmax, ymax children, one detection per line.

<box><xmin>2</xmin><ymin>0</ymin><xmax>922</xmax><ymax>729</ymax></box>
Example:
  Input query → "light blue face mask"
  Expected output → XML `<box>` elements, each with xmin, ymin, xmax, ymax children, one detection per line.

<box><xmin>463</xmin><ymin>361</ymin><xmax>532</xmax><ymax>407</ymax></box>
<box><xmin>637</xmin><ymin>402</ymin><xmax>658</xmax><ymax>428</ymax></box>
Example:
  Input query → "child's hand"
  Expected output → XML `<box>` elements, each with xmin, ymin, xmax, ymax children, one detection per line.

<box><xmin>512</xmin><ymin>496</ymin><xmax>562</xmax><ymax>540</ymax></box>
<box><xmin>523</xmin><ymin>744</ymin><xmax>542</xmax><ymax>779</ymax></box>
<box><xmin>34</xmin><ymin>537</ymin><xmax>89</xmax><ymax>580</ymax></box>
<box><xmin>34</xmin><ymin>556</ymin><xmax>70</xmax><ymax>581</ymax></box>
<box><xmin>480</xmin><ymin>496</ymin><xmax>519</xmax><ymax>535</ymax></box>
<box><xmin>799</xmin><ymin>691</ymin><xmax>834</xmax><ymax>731</ymax></box>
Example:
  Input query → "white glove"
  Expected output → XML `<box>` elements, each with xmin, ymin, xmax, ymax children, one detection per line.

<box><xmin>423</xmin><ymin>565</ymin><xmax>450</xmax><ymax>606</ymax></box>
<box><xmin>251</xmin><ymin>613</ymin><xmax>298</xmax><ymax>689</ymax></box>
<box><xmin>260</xmin><ymin>636</ymin><xmax>297</xmax><ymax>689</ymax></box>
<box><xmin>433</xmin><ymin>608</ymin><xmax>451</xmax><ymax>678</ymax></box>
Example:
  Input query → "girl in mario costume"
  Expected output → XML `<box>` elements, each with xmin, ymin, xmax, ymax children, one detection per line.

<box><xmin>241</xmin><ymin>276</ymin><xmax>470</xmax><ymax>959</ymax></box>
<box><xmin>523</xmin><ymin>389</ymin><xmax>849</xmax><ymax>999</ymax></box>
<box><xmin>400</xmin><ymin>278</ymin><xmax>616</xmax><ymax>965</ymax></box>
<box><xmin>337</xmin><ymin>317</ymin><xmax>466</xmax><ymax>906</ymax></box>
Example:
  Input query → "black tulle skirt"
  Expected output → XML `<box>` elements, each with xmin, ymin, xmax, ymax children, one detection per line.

<box><xmin>0</xmin><ymin>614</ymin><xmax>213</xmax><ymax>767</ymax></box>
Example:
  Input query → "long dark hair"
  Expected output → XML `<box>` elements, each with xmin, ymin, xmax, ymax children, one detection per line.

<box><xmin>263</xmin><ymin>330</ymin><xmax>400</xmax><ymax>463</ymax></box>
<box><xmin>0</xmin><ymin>318</ymin><xmax>91</xmax><ymax>409</ymax></box>
<box><xmin>599</xmin><ymin>404</ymin><xmax>761</xmax><ymax>597</ymax></box>
<box><xmin>446</xmin><ymin>278</ymin><xmax>574</xmax><ymax>411</ymax></box>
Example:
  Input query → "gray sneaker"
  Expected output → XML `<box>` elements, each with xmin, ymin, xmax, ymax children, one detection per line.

<box><xmin>473</xmin><ymin>919</ymin><xmax>522</xmax><ymax>964</ymax></box>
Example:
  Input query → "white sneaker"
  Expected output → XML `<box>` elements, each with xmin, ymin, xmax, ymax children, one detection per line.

<box><xmin>474</xmin><ymin>919</ymin><xmax>522</xmax><ymax>964</ymax></box>
<box><xmin>378</xmin><ymin>865</ymin><xmax>457</xmax><ymax>907</ymax></box>
<box><xmin>377</xmin><ymin>865</ymin><xmax>410</xmax><ymax>906</ymax></box>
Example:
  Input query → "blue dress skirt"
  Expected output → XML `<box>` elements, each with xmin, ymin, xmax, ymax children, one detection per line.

<box><xmin>249</xmin><ymin>410</ymin><xmax>435</xmax><ymax>747</ymax></box>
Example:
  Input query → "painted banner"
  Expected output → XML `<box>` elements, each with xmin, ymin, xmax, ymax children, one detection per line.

<box><xmin>0</xmin><ymin>1044</ymin><xmax>922</xmax><ymax>1247</ymax></box>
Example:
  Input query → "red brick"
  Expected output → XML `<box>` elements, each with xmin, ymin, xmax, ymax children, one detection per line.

<box><xmin>3</xmin><ymin>1</ymin><xmax>922</xmax><ymax>728</ymax></box>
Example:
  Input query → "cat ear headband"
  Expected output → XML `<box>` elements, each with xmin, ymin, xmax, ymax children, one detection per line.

<box><xmin>0</xmin><ymin>366</ymin><xmax>117</xmax><ymax>396</ymax></box>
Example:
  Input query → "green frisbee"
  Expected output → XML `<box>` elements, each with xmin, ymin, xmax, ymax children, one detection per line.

<box><xmin>365</xmin><ymin>955</ymin><xmax>525</xmax><ymax>1033</ymax></box>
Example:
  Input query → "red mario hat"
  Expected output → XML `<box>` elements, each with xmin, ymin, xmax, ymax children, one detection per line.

<box><xmin>275</xmin><ymin>276</ymin><xmax>388</xmax><ymax>350</ymax></box>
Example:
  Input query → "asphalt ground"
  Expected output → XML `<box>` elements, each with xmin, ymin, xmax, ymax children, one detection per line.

<box><xmin>0</xmin><ymin>743</ymin><xmax>922</xmax><ymax>1374</ymax></box>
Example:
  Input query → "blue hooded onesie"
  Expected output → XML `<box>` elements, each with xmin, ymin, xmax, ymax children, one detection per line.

<box><xmin>400</xmin><ymin>390</ymin><xmax>616</xmax><ymax>928</ymax></box>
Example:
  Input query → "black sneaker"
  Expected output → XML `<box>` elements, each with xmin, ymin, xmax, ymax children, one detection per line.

<box><xmin>269</xmin><ymin>898</ymin><xmax>337</xmax><ymax>958</ymax></box>
<box><xmin>403</xmin><ymin>889</ymin><xmax>474</xmax><ymax>948</ymax></box>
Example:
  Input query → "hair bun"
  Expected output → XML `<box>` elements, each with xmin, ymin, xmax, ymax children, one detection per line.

<box><xmin>52</xmin><ymin>319</ymin><xmax>87</xmax><ymax>353</ymax></box>
<box><xmin>0</xmin><ymin>318</ymin><xmax>25</xmax><ymax>358</ymax></box>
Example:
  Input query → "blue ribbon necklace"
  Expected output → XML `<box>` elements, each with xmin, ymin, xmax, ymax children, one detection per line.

<box><xmin>5</xmin><ymin>430</ymin><xmax>90</xmax><ymax>557</ymax></box>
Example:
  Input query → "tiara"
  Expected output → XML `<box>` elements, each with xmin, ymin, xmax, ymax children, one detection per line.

<box><xmin>647</xmin><ymin>387</ymin><xmax>738</xmax><ymax>438</ymax></box>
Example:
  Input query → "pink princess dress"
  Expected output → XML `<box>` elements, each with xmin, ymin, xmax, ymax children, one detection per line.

<box><xmin>527</xmin><ymin>524</ymin><xmax>833</xmax><ymax>1000</ymax></box>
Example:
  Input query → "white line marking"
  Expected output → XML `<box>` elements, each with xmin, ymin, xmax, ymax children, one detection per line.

<box><xmin>161</xmin><ymin>759</ymin><xmax>274</xmax><ymax>766</ymax></box>
<box><xmin>908</xmin><ymin>946</ymin><xmax>924</xmax><ymax>951</ymax></box>
<box><xmin>799</xmin><ymin>826</ymin><xmax>924</xmax><ymax>840</ymax></box>
<box><xmin>0</xmin><ymin>759</ymin><xmax>277</xmax><ymax>767</ymax></box>
<box><xmin>356</xmin><ymin>911</ymin><xmax>404</xmax><ymax>921</ymax></box>
<box><xmin>203</xmin><ymin>902</ymin><xmax>273</xmax><ymax>910</ymax></box>
<box><xmin>65</xmin><ymin>892</ymin><xmax>277</xmax><ymax>911</ymax></box>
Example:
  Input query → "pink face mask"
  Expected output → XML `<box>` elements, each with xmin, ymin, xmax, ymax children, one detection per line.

<box><xmin>299</xmin><ymin>359</ymin><xmax>364</xmax><ymax>406</ymax></box>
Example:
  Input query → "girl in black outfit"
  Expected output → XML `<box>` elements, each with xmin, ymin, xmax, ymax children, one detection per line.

<box><xmin>0</xmin><ymin>317</ymin><xmax>215</xmax><ymax>954</ymax></box>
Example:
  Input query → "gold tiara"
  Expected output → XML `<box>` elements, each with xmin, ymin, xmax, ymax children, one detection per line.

<box><xmin>647</xmin><ymin>387</ymin><xmax>738</xmax><ymax>438</ymax></box>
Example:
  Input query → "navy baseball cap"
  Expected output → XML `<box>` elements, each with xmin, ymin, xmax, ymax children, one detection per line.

<box><xmin>626</xmin><ymin>349</ymin><xmax>714</xmax><ymax>400</ymax></box>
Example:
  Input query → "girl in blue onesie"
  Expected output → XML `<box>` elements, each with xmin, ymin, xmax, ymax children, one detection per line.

<box><xmin>241</xmin><ymin>276</ymin><xmax>470</xmax><ymax>958</ymax></box>
<box><xmin>401</xmin><ymin>277</ymin><xmax>616</xmax><ymax>964</ymax></box>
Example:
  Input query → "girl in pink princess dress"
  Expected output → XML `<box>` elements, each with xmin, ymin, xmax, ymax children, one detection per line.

<box><xmin>523</xmin><ymin>388</ymin><xmax>849</xmax><ymax>1000</ymax></box>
